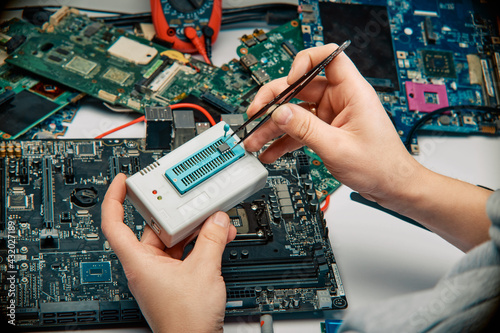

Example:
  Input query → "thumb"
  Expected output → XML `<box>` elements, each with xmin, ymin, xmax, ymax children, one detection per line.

<box><xmin>271</xmin><ymin>103</ymin><xmax>342</xmax><ymax>157</ymax></box>
<box><xmin>188</xmin><ymin>212</ymin><xmax>230</xmax><ymax>267</ymax></box>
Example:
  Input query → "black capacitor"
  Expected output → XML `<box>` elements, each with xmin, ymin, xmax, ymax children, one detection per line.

<box><xmin>20</xmin><ymin>167</ymin><xmax>29</xmax><ymax>184</ymax></box>
<box><xmin>273</xmin><ymin>213</ymin><xmax>281</xmax><ymax>222</ymax></box>
<box><xmin>121</xmin><ymin>164</ymin><xmax>130</xmax><ymax>173</ymax></box>
<box><xmin>306</xmin><ymin>189</ymin><xmax>316</xmax><ymax>201</ymax></box>
<box><xmin>229</xmin><ymin>250</ymin><xmax>238</xmax><ymax>259</ymax></box>
<box><xmin>303</xmin><ymin>179</ymin><xmax>313</xmax><ymax>190</ymax></box>
<box><xmin>241</xmin><ymin>249</ymin><xmax>249</xmax><ymax>258</ymax></box>
<box><xmin>65</xmin><ymin>167</ymin><xmax>75</xmax><ymax>183</ymax></box>
<box><xmin>310</xmin><ymin>199</ymin><xmax>319</xmax><ymax>212</ymax></box>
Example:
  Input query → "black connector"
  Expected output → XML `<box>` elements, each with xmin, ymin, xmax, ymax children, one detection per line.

<box><xmin>145</xmin><ymin>106</ymin><xmax>174</xmax><ymax>150</ymax></box>
<box><xmin>21</xmin><ymin>6</ymin><xmax>52</xmax><ymax>26</ymax></box>
<box><xmin>202</xmin><ymin>26</ymin><xmax>214</xmax><ymax>61</ymax></box>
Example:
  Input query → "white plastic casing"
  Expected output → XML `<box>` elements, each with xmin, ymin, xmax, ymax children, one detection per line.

<box><xmin>125</xmin><ymin>121</ymin><xmax>268</xmax><ymax>247</ymax></box>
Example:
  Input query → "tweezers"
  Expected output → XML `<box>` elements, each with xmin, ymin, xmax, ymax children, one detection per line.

<box><xmin>224</xmin><ymin>40</ymin><xmax>351</xmax><ymax>150</ymax></box>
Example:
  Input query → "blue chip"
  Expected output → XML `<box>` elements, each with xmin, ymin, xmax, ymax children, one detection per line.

<box><xmin>80</xmin><ymin>262</ymin><xmax>112</xmax><ymax>284</ymax></box>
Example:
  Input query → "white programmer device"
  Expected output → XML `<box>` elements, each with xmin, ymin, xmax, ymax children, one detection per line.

<box><xmin>126</xmin><ymin>121</ymin><xmax>268</xmax><ymax>247</ymax></box>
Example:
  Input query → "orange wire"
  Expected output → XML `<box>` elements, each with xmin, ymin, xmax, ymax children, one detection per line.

<box><xmin>171</xmin><ymin>103</ymin><xmax>216</xmax><ymax>125</ymax></box>
<box><xmin>184</xmin><ymin>26</ymin><xmax>211</xmax><ymax>64</ymax></box>
<box><xmin>320</xmin><ymin>195</ymin><xmax>330</xmax><ymax>212</ymax></box>
<box><xmin>94</xmin><ymin>103</ymin><xmax>215</xmax><ymax>139</ymax></box>
<box><xmin>95</xmin><ymin>115</ymin><xmax>145</xmax><ymax>139</ymax></box>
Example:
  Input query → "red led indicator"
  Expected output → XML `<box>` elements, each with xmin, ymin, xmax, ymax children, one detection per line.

<box><xmin>152</xmin><ymin>190</ymin><xmax>157</xmax><ymax>194</ymax></box>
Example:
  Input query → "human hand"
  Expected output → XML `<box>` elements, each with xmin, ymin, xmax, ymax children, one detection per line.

<box><xmin>101</xmin><ymin>173</ymin><xmax>237</xmax><ymax>333</ymax></box>
<box><xmin>244</xmin><ymin>43</ymin><xmax>423</xmax><ymax>206</ymax></box>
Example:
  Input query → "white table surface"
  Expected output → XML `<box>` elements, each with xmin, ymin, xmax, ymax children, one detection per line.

<box><xmin>19</xmin><ymin>16</ymin><xmax>499</xmax><ymax>333</ymax></box>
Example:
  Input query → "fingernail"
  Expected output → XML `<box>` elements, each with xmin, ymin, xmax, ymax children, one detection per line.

<box><xmin>273</xmin><ymin>105</ymin><xmax>293</xmax><ymax>125</ymax></box>
<box><xmin>212</xmin><ymin>212</ymin><xmax>229</xmax><ymax>228</ymax></box>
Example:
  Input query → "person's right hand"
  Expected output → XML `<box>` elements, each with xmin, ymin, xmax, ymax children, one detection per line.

<box><xmin>245</xmin><ymin>44</ymin><xmax>493</xmax><ymax>251</ymax></box>
<box><xmin>244</xmin><ymin>43</ymin><xmax>423</xmax><ymax>207</ymax></box>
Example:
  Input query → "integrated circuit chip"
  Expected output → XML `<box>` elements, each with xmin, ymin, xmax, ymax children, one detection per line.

<box><xmin>8</xmin><ymin>193</ymin><xmax>31</xmax><ymax>210</ymax></box>
<box><xmin>80</xmin><ymin>262</ymin><xmax>112</xmax><ymax>284</ymax></box>
<box><xmin>64</xmin><ymin>55</ymin><xmax>97</xmax><ymax>76</ymax></box>
<box><xmin>47</xmin><ymin>55</ymin><xmax>62</xmax><ymax>62</ymax></box>
<box><xmin>76</xmin><ymin>142</ymin><xmax>96</xmax><ymax>156</ymax></box>
<box><xmin>421</xmin><ymin>50</ymin><xmax>456</xmax><ymax>78</ymax></box>
<box><xmin>84</xmin><ymin>22</ymin><xmax>102</xmax><ymax>37</ymax></box>
<box><xmin>102</xmin><ymin>67</ymin><xmax>131</xmax><ymax>85</ymax></box>
<box><xmin>55</xmin><ymin>47</ymin><xmax>69</xmax><ymax>55</ymax></box>
<box><xmin>30</xmin><ymin>82</ymin><xmax>65</xmax><ymax>99</ymax></box>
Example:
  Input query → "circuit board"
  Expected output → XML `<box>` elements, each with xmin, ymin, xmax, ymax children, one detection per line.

<box><xmin>299</xmin><ymin>0</ymin><xmax>500</xmax><ymax>153</ymax></box>
<box><xmin>2</xmin><ymin>12</ymin><xmax>341</xmax><ymax>198</ymax></box>
<box><xmin>0</xmin><ymin>139</ymin><xmax>346</xmax><ymax>329</ymax></box>
<box><xmin>188</xmin><ymin>58</ymin><xmax>258</xmax><ymax>115</ymax></box>
<box><xmin>0</xmin><ymin>66</ymin><xmax>73</xmax><ymax>140</ymax></box>
<box><xmin>0</xmin><ymin>18</ymin><xmax>82</xmax><ymax>141</ymax></box>
<box><xmin>233</xmin><ymin>20</ymin><xmax>342</xmax><ymax>199</ymax></box>
<box><xmin>0</xmin><ymin>55</ymin><xmax>78</xmax><ymax>142</ymax></box>
<box><xmin>18</xmin><ymin>104</ymin><xmax>79</xmax><ymax>140</ymax></box>
<box><xmin>4</xmin><ymin>10</ymin><xmax>201</xmax><ymax>112</ymax></box>
<box><xmin>3</xmin><ymin>9</ymin><xmax>260</xmax><ymax>120</ymax></box>
<box><xmin>303</xmin><ymin>147</ymin><xmax>341</xmax><ymax>202</ymax></box>
<box><xmin>237</xmin><ymin>20</ymin><xmax>303</xmax><ymax>85</ymax></box>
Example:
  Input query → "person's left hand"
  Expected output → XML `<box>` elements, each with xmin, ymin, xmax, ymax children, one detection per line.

<box><xmin>101</xmin><ymin>173</ymin><xmax>237</xmax><ymax>333</ymax></box>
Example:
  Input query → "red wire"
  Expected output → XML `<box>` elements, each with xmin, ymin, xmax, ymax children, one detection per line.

<box><xmin>320</xmin><ymin>195</ymin><xmax>330</xmax><ymax>212</ymax></box>
<box><xmin>94</xmin><ymin>103</ymin><xmax>215</xmax><ymax>139</ymax></box>
<box><xmin>184</xmin><ymin>26</ymin><xmax>212</xmax><ymax>64</ymax></box>
<box><xmin>95</xmin><ymin>115</ymin><xmax>145</xmax><ymax>139</ymax></box>
<box><xmin>171</xmin><ymin>103</ymin><xmax>216</xmax><ymax>125</ymax></box>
